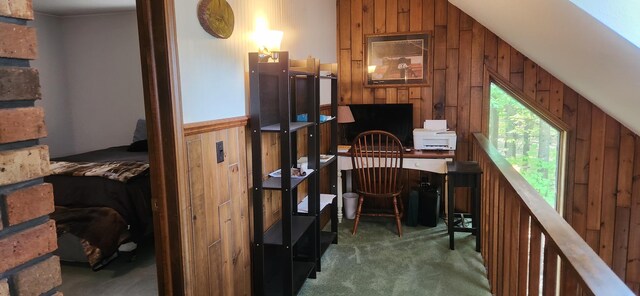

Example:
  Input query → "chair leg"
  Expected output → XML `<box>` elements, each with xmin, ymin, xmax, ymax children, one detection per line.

<box><xmin>352</xmin><ymin>195</ymin><xmax>364</xmax><ymax>235</ymax></box>
<box><xmin>393</xmin><ymin>197</ymin><xmax>402</xmax><ymax>237</ymax></box>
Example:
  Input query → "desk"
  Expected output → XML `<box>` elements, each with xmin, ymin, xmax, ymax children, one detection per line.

<box><xmin>337</xmin><ymin>149</ymin><xmax>454</xmax><ymax>222</ymax></box>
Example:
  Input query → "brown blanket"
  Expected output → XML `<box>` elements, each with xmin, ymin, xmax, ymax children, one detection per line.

<box><xmin>52</xmin><ymin>206</ymin><xmax>129</xmax><ymax>270</ymax></box>
<box><xmin>50</xmin><ymin>161</ymin><xmax>149</xmax><ymax>182</ymax></box>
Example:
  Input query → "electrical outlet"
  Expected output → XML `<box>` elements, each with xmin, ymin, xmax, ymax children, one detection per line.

<box><xmin>216</xmin><ymin>141</ymin><xmax>224</xmax><ymax>163</ymax></box>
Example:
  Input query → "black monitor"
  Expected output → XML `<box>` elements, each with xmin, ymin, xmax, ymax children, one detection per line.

<box><xmin>344</xmin><ymin>103</ymin><xmax>413</xmax><ymax>147</ymax></box>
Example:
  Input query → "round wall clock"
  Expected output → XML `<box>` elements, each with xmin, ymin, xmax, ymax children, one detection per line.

<box><xmin>197</xmin><ymin>0</ymin><xmax>235</xmax><ymax>39</ymax></box>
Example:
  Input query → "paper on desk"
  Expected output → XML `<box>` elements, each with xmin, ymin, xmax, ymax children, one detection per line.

<box><xmin>423</xmin><ymin>120</ymin><xmax>447</xmax><ymax>131</ymax></box>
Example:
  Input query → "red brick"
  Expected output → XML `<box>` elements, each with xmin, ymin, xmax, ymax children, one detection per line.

<box><xmin>0</xmin><ymin>0</ymin><xmax>34</xmax><ymax>20</ymax></box>
<box><xmin>0</xmin><ymin>279</ymin><xmax>8</xmax><ymax>296</ymax></box>
<box><xmin>0</xmin><ymin>107</ymin><xmax>47</xmax><ymax>144</ymax></box>
<box><xmin>13</xmin><ymin>256</ymin><xmax>61</xmax><ymax>296</ymax></box>
<box><xmin>0</xmin><ymin>220</ymin><xmax>57</xmax><ymax>273</ymax></box>
<box><xmin>0</xmin><ymin>145</ymin><xmax>50</xmax><ymax>186</ymax></box>
<box><xmin>0</xmin><ymin>22</ymin><xmax>37</xmax><ymax>59</ymax></box>
<box><xmin>4</xmin><ymin>183</ymin><xmax>54</xmax><ymax>226</ymax></box>
<box><xmin>0</xmin><ymin>67</ymin><xmax>42</xmax><ymax>102</ymax></box>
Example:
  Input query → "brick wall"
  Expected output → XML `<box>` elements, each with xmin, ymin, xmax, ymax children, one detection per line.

<box><xmin>0</xmin><ymin>0</ymin><xmax>63</xmax><ymax>295</ymax></box>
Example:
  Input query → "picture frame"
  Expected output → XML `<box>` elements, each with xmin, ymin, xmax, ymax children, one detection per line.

<box><xmin>365</xmin><ymin>32</ymin><xmax>431</xmax><ymax>87</ymax></box>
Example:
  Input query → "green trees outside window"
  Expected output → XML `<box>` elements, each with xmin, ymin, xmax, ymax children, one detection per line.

<box><xmin>489</xmin><ymin>82</ymin><xmax>561</xmax><ymax>208</ymax></box>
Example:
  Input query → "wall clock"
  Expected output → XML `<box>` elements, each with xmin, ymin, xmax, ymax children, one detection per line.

<box><xmin>197</xmin><ymin>0</ymin><xmax>235</xmax><ymax>39</ymax></box>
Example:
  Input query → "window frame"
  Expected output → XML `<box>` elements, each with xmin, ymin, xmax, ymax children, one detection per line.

<box><xmin>483</xmin><ymin>67</ymin><xmax>570</xmax><ymax>213</ymax></box>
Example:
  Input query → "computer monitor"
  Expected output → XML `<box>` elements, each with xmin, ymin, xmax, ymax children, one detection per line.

<box><xmin>344</xmin><ymin>103</ymin><xmax>414</xmax><ymax>147</ymax></box>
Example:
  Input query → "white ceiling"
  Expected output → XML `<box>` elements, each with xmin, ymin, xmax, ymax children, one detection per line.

<box><xmin>450</xmin><ymin>0</ymin><xmax>640</xmax><ymax>136</ymax></box>
<box><xmin>33</xmin><ymin>0</ymin><xmax>135</xmax><ymax>16</ymax></box>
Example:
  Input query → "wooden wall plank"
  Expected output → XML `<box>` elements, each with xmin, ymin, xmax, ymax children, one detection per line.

<box><xmin>422</xmin><ymin>0</ymin><xmax>434</xmax><ymax>32</ymax></box>
<box><xmin>459</xmin><ymin>11</ymin><xmax>473</xmax><ymax>31</ymax></box>
<box><xmin>433</xmin><ymin>25</ymin><xmax>447</xmax><ymax>70</ymax></box>
<box><xmin>363</xmin><ymin>0</ymin><xmax>375</xmax><ymax>35</ymax></box>
<box><xmin>617</xmin><ymin>126</ymin><xmax>635</xmax><ymax>208</ymax></box>
<box><xmin>562</xmin><ymin>86</ymin><xmax>578</xmax><ymax>225</ymax></box>
<box><xmin>446</xmin><ymin>3</ymin><xmax>459</xmax><ymax>49</ymax></box>
<box><xmin>457</xmin><ymin>30</ymin><xmax>472</xmax><ymax>141</ymax></box>
<box><xmin>523</xmin><ymin>58</ymin><xmax>537</xmax><ymax>102</ymax></box>
<box><xmin>409</xmin><ymin>0</ymin><xmax>422</xmax><ymax>31</ymax></box>
<box><xmin>339</xmin><ymin>50</ymin><xmax>352</xmax><ymax>105</ymax></box>
<box><xmin>509</xmin><ymin>48</ymin><xmax>524</xmax><ymax>74</ymax></box>
<box><xmin>421</xmin><ymin>86</ymin><xmax>433</xmax><ymax>120</ymax></box>
<box><xmin>445</xmin><ymin>48</ymin><xmax>458</xmax><ymax>107</ymax></box>
<box><xmin>599</xmin><ymin>115</ymin><xmax>620</xmax><ymax>265</ymax></box>
<box><xmin>339</xmin><ymin>0</ymin><xmax>351</xmax><ymax>49</ymax></box>
<box><xmin>496</xmin><ymin>39</ymin><xmax>510</xmax><ymax>79</ymax></box>
<box><xmin>626</xmin><ymin>137</ymin><xmax>640</xmax><ymax>284</ymax></box>
<box><xmin>0</xmin><ymin>107</ymin><xmax>46</xmax><ymax>144</ymax></box>
<box><xmin>351</xmin><ymin>0</ymin><xmax>364</xmax><ymax>60</ymax></box>
<box><xmin>374</xmin><ymin>0</ymin><xmax>386</xmax><ymax>33</ymax></box>
<box><xmin>434</xmin><ymin>0</ymin><xmax>447</xmax><ymax>26</ymax></box>
<box><xmin>587</xmin><ymin>107</ymin><xmax>606</xmax><ymax>231</ymax></box>
<box><xmin>470</xmin><ymin>22</ymin><xmax>485</xmax><ymax>87</ymax></box>
<box><xmin>0</xmin><ymin>67</ymin><xmax>41</xmax><ymax>101</ymax></box>
<box><xmin>549</xmin><ymin>76</ymin><xmax>564</xmax><ymax>119</ymax></box>
<box><xmin>0</xmin><ymin>22</ymin><xmax>36</xmax><ymax>59</ymax></box>
<box><xmin>398</xmin><ymin>12</ymin><xmax>409</xmax><ymax>32</ymax></box>
<box><xmin>386</xmin><ymin>87</ymin><xmax>397</xmax><ymax>104</ymax></box>
<box><xmin>484</xmin><ymin>31</ymin><xmax>498</xmax><ymax>71</ymax></box>
<box><xmin>351</xmin><ymin>61</ymin><xmax>364</xmax><ymax>104</ymax></box>
<box><xmin>385</xmin><ymin>0</ymin><xmax>398</xmax><ymax>33</ymax></box>
<box><xmin>433</xmin><ymin>69</ymin><xmax>445</xmax><ymax>119</ymax></box>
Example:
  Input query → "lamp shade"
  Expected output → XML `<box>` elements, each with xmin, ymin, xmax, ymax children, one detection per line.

<box><xmin>337</xmin><ymin>105</ymin><xmax>355</xmax><ymax>123</ymax></box>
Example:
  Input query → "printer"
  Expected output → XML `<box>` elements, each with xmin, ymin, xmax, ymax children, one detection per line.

<box><xmin>413</xmin><ymin>120</ymin><xmax>457</xmax><ymax>150</ymax></box>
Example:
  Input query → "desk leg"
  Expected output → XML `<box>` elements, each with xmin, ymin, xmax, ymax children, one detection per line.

<box><xmin>337</xmin><ymin>170</ymin><xmax>343</xmax><ymax>223</ymax></box>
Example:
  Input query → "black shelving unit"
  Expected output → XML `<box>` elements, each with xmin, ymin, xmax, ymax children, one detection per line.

<box><xmin>249</xmin><ymin>51</ymin><xmax>320</xmax><ymax>296</ymax></box>
<box><xmin>316</xmin><ymin>63</ymin><xmax>339</xmax><ymax>271</ymax></box>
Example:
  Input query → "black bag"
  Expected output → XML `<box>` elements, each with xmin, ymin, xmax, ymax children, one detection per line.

<box><xmin>406</xmin><ymin>190</ymin><xmax>419</xmax><ymax>227</ymax></box>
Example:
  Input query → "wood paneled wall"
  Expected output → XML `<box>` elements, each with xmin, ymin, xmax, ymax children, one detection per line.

<box><xmin>183</xmin><ymin>119</ymin><xmax>251</xmax><ymax>296</ymax></box>
<box><xmin>338</xmin><ymin>0</ymin><xmax>640</xmax><ymax>293</ymax></box>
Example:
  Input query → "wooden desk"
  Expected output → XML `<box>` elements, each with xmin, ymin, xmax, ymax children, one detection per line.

<box><xmin>337</xmin><ymin>149</ymin><xmax>454</xmax><ymax>222</ymax></box>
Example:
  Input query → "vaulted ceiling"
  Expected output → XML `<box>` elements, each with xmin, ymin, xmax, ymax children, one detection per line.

<box><xmin>450</xmin><ymin>0</ymin><xmax>640</xmax><ymax>135</ymax></box>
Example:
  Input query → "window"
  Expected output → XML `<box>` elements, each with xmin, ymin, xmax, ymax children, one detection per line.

<box><xmin>488</xmin><ymin>81</ymin><xmax>566</xmax><ymax>210</ymax></box>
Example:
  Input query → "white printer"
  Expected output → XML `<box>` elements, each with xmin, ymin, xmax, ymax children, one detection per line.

<box><xmin>413</xmin><ymin>120</ymin><xmax>457</xmax><ymax>150</ymax></box>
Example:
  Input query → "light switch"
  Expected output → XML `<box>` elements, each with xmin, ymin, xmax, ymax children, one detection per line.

<box><xmin>216</xmin><ymin>141</ymin><xmax>224</xmax><ymax>163</ymax></box>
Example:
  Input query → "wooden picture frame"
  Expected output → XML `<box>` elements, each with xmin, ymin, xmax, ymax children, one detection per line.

<box><xmin>364</xmin><ymin>32</ymin><xmax>431</xmax><ymax>87</ymax></box>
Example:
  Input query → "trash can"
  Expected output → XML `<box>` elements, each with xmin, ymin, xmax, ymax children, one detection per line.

<box><xmin>406</xmin><ymin>190</ymin><xmax>420</xmax><ymax>227</ymax></box>
<box><xmin>418</xmin><ymin>184</ymin><xmax>441</xmax><ymax>227</ymax></box>
<box><xmin>343</xmin><ymin>192</ymin><xmax>358</xmax><ymax>219</ymax></box>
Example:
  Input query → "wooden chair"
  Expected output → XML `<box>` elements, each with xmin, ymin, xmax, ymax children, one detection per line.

<box><xmin>350</xmin><ymin>130</ymin><xmax>404</xmax><ymax>237</ymax></box>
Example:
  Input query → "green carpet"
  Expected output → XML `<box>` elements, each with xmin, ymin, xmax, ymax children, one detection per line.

<box><xmin>299</xmin><ymin>217</ymin><xmax>491</xmax><ymax>296</ymax></box>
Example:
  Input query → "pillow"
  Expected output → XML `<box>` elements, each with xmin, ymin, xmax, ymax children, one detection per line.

<box><xmin>132</xmin><ymin>119</ymin><xmax>147</xmax><ymax>143</ymax></box>
<box><xmin>127</xmin><ymin>140</ymin><xmax>148</xmax><ymax>152</ymax></box>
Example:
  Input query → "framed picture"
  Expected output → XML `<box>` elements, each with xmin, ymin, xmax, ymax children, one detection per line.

<box><xmin>365</xmin><ymin>32</ymin><xmax>431</xmax><ymax>87</ymax></box>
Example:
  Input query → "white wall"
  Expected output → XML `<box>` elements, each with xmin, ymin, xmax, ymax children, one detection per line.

<box><xmin>32</xmin><ymin>14</ymin><xmax>75</xmax><ymax>157</ymax></box>
<box><xmin>174</xmin><ymin>0</ymin><xmax>337</xmax><ymax>123</ymax></box>
<box><xmin>32</xmin><ymin>11</ymin><xmax>145</xmax><ymax>157</ymax></box>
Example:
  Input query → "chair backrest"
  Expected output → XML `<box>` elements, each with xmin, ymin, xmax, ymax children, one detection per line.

<box><xmin>350</xmin><ymin>130</ymin><xmax>404</xmax><ymax>196</ymax></box>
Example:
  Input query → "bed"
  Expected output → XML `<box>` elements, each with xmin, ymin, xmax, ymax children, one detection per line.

<box><xmin>45</xmin><ymin>144</ymin><xmax>153</xmax><ymax>270</ymax></box>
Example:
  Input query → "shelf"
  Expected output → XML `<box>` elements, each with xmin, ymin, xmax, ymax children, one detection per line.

<box><xmin>320</xmin><ymin>231</ymin><xmax>337</xmax><ymax>257</ymax></box>
<box><xmin>263</xmin><ymin>170</ymin><xmax>315</xmax><ymax>189</ymax></box>
<box><xmin>261</xmin><ymin>121</ymin><xmax>314</xmax><ymax>132</ymax></box>
<box><xmin>263</xmin><ymin>215</ymin><xmax>316</xmax><ymax>246</ymax></box>
<box><xmin>289</xmin><ymin>67</ymin><xmax>316</xmax><ymax>76</ymax></box>
<box><xmin>297</xmin><ymin>194</ymin><xmax>336</xmax><ymax>213</ymax></box>
<box><xmin>319</xmin><ymin>116</ymin><xmax>336</xmax><ymax>124</ymax></box>
<box><xmin>319</xmin><ymin>155</ymin><xmax>336</xmax><ymax>169</ymax></box>
<box><xmin>319</xmin><ymin>75</ymin><xmax>337</xmax><ymax>80</ymax></box>
<box><xmin>265</xmin><ymin>261</ymin><xmax>316</xmax><ymax>296</ymax></box>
